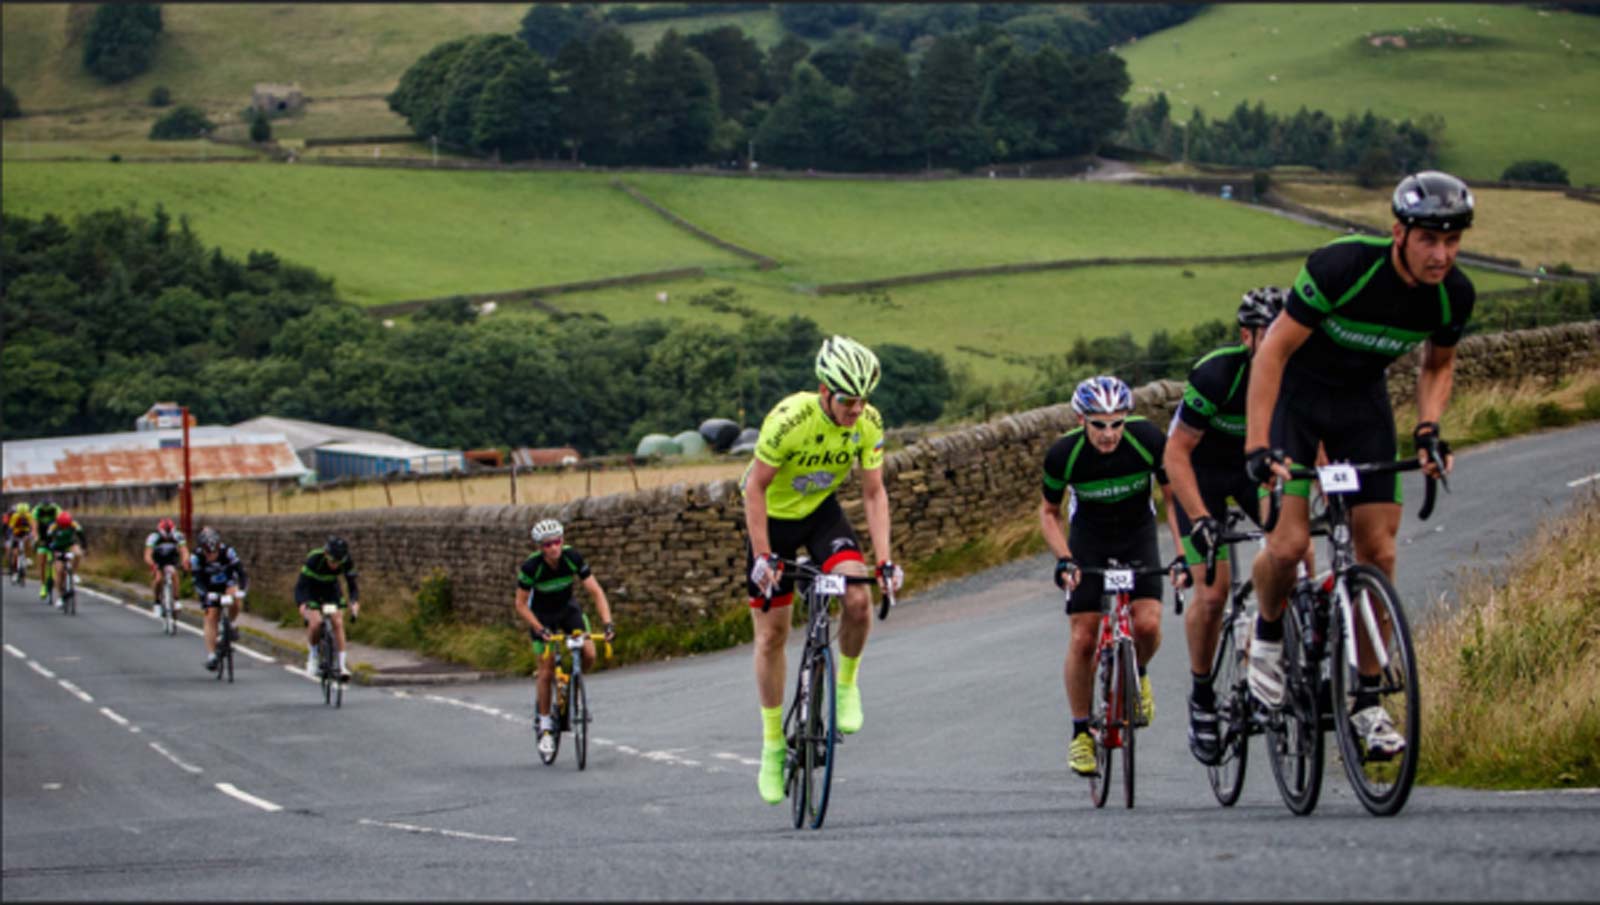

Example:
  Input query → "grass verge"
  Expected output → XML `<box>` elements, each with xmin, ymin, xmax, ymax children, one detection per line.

<box><xmin>1416</xmin><ymin>486</ymin><xmax>1600</xmax><ymax>788</ymax></box>
<box><xmin>1395</xmin><ymin>366</ymin><xmax>1600</xmax><ymax>456</ymax></box>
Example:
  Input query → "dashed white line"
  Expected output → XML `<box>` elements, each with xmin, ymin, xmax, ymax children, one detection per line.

<box><xmin>27</xmin><ymin>660</ymin><xmax>57</xmax><ymax>679</ymax></box>
<box><xmin>1567</xmin><ymin>472</ymin><xmax>1600</xmax><ymax>488</ymax></box>
<box><xmin>215</xmin><ymin>782</ymin><xmax>282</xmax><ymax>812</ymax></box>
<box><xmin>99</xmin><ymin>706</ymin><xmax>131</xmax><ymax>728</ymax></box>
<box><xmin>4</xmin><ymin>643</ymin><xmax>25</xmax><ymax>659</ymax></box>
<box><xmin>357</xmin><ymin>818</ymin><xmax>516</xmax><ymax>844</ymax></box>
<box><xmin>235</xmin><ymin>644</ymin><xmax>274</xmax><ymax>663</ymax></box>
<box><xmin>57</xmin><ymin>679</ymin><xmax>94</xmax><ymax>703</ymax></box>
<box><xmin>149</xmin><ymin>742</ymin><xmax>204</xmax><ymax>774</ymax></box>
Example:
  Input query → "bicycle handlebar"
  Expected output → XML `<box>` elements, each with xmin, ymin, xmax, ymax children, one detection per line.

<box><xmin>1068</xmin><ymin>563</ymin><xmax>1188</xmax><ymax>614</ymax></box>
<box><xmin>541</xmin><ymin>631</ymin><xmax>613</xmax><ymax>660</ymax></box>
<box><xmin>1260</xmin><ymin>452</ymin><xmax>1443</xmax><ymax>534</ymax></box>
<box><xmin>758</xmin><ymin>557</ymin><xmax>889</xmax><ymax>615</ymax></box>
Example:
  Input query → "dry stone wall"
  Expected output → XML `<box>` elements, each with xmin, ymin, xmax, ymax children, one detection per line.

<box><xmin>79</xmin><ymin>323</ymin><xmax>1596</xmax><ymax>632</ymax></box>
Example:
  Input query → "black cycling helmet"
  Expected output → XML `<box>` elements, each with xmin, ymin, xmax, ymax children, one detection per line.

<box><xmin>1238</xmin><ymin>286</ymin><xmax>1289</xmax><ymax>328</ymax></box>
<box><xmin>1392</xmin><ymin>171</ymin><xmax>1474</xmax><ymax>232</ymax></box>
<box><xmin>197</xmin><ymin>526</ymin><xmax>221</xmax><ymax>551</ymax></box>
<box><xmin>325</xmin><ymin>536</ymin><xmax>349</xmax><ymax>560</ymax></box>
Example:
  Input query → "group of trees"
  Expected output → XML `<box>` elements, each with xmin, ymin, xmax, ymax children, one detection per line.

<box><xmin>0</xmin><ymin>208</ymin><xmax>954</xmax><ymax>453</ymax></box>
<box><xmin>774</xmin><ymin>3</ymin><xmax>1203</xmax><ymax>55</ymax></box>
<box><xmin>82</xmin><ymin>3</ymin><xmax>163</xmax><ymax>84</ymax></box>
<box><xmin>1120</xmin><ymin>93</ymin><xmax>1442</xmax><ymax>184</ymax></box>
<box><xmin>390</xmin><ymin>18</ymin><xmax>1136</xmax><ymax>171</ymax></box>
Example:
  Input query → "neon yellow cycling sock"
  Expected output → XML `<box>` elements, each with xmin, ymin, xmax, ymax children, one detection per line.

<box><xmin>838</xmin><ymin>654</ymin><xmax>861</xmax><ymax>688</ymax></box>
<box><xmin>761</xmin><ymin>705</ymin><xmax>783</xmax><ymax>748</ymax></box>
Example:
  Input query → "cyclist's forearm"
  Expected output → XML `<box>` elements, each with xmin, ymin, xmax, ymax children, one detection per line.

<box><xmin>1415</xmin><ymin>342</ymin><xmax>1457</xmax><ymax>427</ymax></box>
<box><xmin>862</xmin><ymin>485</ymin><xmax>892</xmax><ymax>563</ymax></box>
<box><xmin>744</xmin><ymin>489</ymin><xmax>772</xmax><ymax>555</ymax></box>
<box><xmin>1160</xmin><ymin>482</ymin><xmax>1185</xmax><ymax>553</ymax></box>
<box><xmin>1039</xmin><ymin>501</ymin><xmax>1070</xmax><ymax>559</ymax></box>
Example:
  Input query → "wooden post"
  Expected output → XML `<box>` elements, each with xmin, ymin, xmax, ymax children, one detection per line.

<box><xmin>416</xmin><ymin>478</ymin><xmax>424</xmax><ymax>506</ymax></box>
<box><xmin>456</xmin><ymin>471</ymin><xmax>467</xmax><ymax>505</ymax></box>
<box><xmin>383</xmin><ymin>475</ymin><xmax>394</xmax><ymax>507</ymax></box>
<box><xmin>509</xmin><ymin>464</ymin><xmax>518</xmax><ymax>505</ymax></box>
<box><xmin>350</xmin><ymin>481</ymin><xmax>357</xmax><ymax>511</ymax></box>
<box><xmin>266</xmin><ymin>483</ymin><xmax>273</xmax><ymax>514</ymax></box>
<box><xmin>586</xmin><ymin>467</ymin><xmax>593</xmax><ymax>498</ymax></box>
<box><xmin>628</xmin><ymin>456</ymin><xmax>640</xmax><ymax>492</ymax></box>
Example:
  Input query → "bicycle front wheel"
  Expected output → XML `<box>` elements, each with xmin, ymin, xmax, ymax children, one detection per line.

<box><xmin>1266</xmin><ymin>596</ymin><xmax>1324</xmax><ymax>815</ymax></box>
<box><xmin>1119</xmin><ymin>639</ymin><xmax>1139</xmax><ymax>808</ymax></box>
<box><xmin>571</xmin><ymin>673</ymin><xmax>588</xmax><ymax>771</ymax></box>
<box><xmin>1208</xmin><ymin>590</ymin><xmax>1251</xmax><ymax>807</ymax></box>
<box><xmin>62</xmin><ymin>571</ymin><xmax>75</xmax><ymax>615</ymax></box>
<box><xmin>793</xmin><ymin>647</ymin><xmax>836</xmax><ymax>830</ymax></box>
<box><xmin>1088</xmin><ymin>647</ymin><xmax>1114</xmax><ymax>808</ymax></box>
<box><xmin>1330</xmin><ymin>564</ymin><xmax>1419</xmax><ymax>817</ymax></box>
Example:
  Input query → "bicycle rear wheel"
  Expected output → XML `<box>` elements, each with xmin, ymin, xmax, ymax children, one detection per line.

<box><xmin>1119</xmin><ymin>639</ymin><xmax>1138</xmax><ymax>809</ymax></box>
<box><xmin>1330</xmin><ymin>565</ymin><xmax>1419</xmax><ymax>817</ymax></box>
<box><xmin>162</xmin><ymin>581</ymin><xmax>176</xmax><ymax>636</ymax></box>
<box><xmin>571</xmin><ymin>673</ymin><xmax>588</xmax><ymax>771</ymax></box>
<box><xmin>1207</xmin><ymin>594</ymin><xmax>1251</xmax><ymax>807</ymax></box>
<box><xmin>1088</xmin><ymin>647</ymin><xmax>1114</xmax><ymax>808</ymax></box>
<box><xmin>62</xmin><ymin>570</ymin><xmax>75</xmax><ymax>615</ymax></box>
<box><xmin>792</xmin><ymin>646</ymin><xmax>836</xmax><ymax>829</ymax></box>
<box><xmin>321</xmin><ymin>633</ymin><xmax>335</xmax><ymax>706</ymax></box>
<box><xmin>1266</xmin><ymin>598</ymin><xmax>1324</xmax><ymax>815</ymax></box>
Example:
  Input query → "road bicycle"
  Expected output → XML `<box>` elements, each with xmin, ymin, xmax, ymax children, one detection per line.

<box><xmin>155</xmin><ymin>565</ymin><xmax>180</xmax><ymax>636</ymax></box>
<box><xmin>767</xmin><ymin>556</ymin><xmax>893</xmax><ymax>830</ymax></box>
<box><xmin>202</xmin><ymin>590</ymin><xmax>238</xmax><ymax>683</ymax></box>
<box><xmin>1074</xmin><ymin>561</ymin><xmax>1184</xmax><ymax>809</ymax></box>
<box><xmin>1258</xmin><ymin>451</ymin><xmax>1443</xmax><ymax>817</ymax></box>
<box><xmin>7</xmin><ymin>538</ymin><xmax>27</xmax><ymax>587</ymax></box>
<box><xmin>536</xmin><ymin>630</ymin><xmax>611</xmax><ymax>770</ymax></box>
<box><xmin>47</xmin><ymin>551</ymin><xmax>78</xmax><ymax>615</ymax></box>
<box><xmin>314</xmin><ymin>602</ymin><xmax>357</xmax><ymax>708</ymax></box>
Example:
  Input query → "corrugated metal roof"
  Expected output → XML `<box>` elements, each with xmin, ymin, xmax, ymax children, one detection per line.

<box><xmin>230</xmin><ymin>416</ymin><xmax>427</xmax><ymax>454</ymax></box>
<box><xmin>3</xmin><ymin>427</ymin><xmax>308</xmax><ymax>492</ymax></box>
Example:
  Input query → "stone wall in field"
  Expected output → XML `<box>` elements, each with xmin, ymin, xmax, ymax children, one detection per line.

<box><xmin>75</xmin><ymin>321</ymin><xmax>1598</xmax><ymax>630</ymax></box>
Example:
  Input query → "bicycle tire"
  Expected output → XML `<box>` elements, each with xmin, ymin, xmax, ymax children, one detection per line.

<box><xmin>162</xmin><ymin>580</ymin><xmax>177</xmax><ymax>636</ymax></box>
<box><xmin>335</xmin><ymin>675</ymin><xmax>343</xmax><ymax>708</ymax></box>
<box><xmin>62</xmin><ymin>569</ymin><xmax>75</xmax><ymax>615</ymax></box>
<box><xmin>1266</xmin><ymin>597</ymin><xmax>1324</xmax><ymax>815</ymax></box>
<box><xmin>1120</xmin><ymin>638</ymin><xmax>1138</xmax><ymax>809</ymax></box>
<box><xmin>1088</xmin><ymin>647</ymin><xmax>1113</xmax><ymax>808</ymax></box>
<box><xmin>804</xmin><ymin>645</ymin><xmax>837</xmax><ymax>829</ymax></box>
<box><xmin>572</xmin><ymin>672</ymin><xmax>588</xmax><ymax>771</ymax></box>
<box><xmin>226</xmin><ymin>647</ymin><xmax>234</xmax><ymax>683</ymax></box>
<box><xmin>1206</xmin><ymin>595</ymin><xmax>1250</xmax><ymax>807</ymax></box>
<box><xmin>320</xmin><ymin>630</ymin><xmax>335</xmax><ymax>706</ymax></box>
<box><xmin>1330</xmin><ymin>564</ymin><xmax>1419</xmax><ymax>817</ymax></box>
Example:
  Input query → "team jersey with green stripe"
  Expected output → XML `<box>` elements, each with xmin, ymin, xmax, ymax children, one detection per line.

<box><xmin>740</xmin><ymin>391</ymin><xmax>885</xmax><ymax>521</ymax></box>
<box><xmin>1286</xmin><ymin>235</ymin><xmax>1475</xmax><ymax>388</ymax></box>
<box><xmin>299</xmin><ymin>548</ymin><xmax>359</xmax><ymax>599</ymax></box>
<box><xmin>1174</xmin><ymin>344</ymin><xmax>1252</xmax><ymax>466</ymax></box>
<box><xmin>1041</xmin><ymin>417</ymin><xmax>1169</xmax><ymax>534</ymax></box>
<box><xmin>516</xmin><ymin>546</ymin><xmax>591</xmax><ymax>612</ymax></box>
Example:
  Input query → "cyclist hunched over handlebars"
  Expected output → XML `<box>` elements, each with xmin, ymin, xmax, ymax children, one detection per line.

<box><xmin>191</xmin><ymin>526</ymin><xmax>248</xmax><ymax>673</ymax></box>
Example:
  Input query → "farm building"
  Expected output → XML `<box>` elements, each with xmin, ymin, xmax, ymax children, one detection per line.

<box><xmin>229</xmin><ymin>415</ymin><xmax>464</xmax><ymax>481</ymax></box>
<box><xmin>251</xmin><ymin>82</ymin><xmax>304</xmax><ymax>114</ymax></box>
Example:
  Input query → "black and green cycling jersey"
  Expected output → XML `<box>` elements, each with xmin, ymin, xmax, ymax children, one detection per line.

<box><xmin>1286</xmin><ymin>235</ymin><xmax>1475</xmax><ymax>388</ymax></box>
<box><xmin>1041</xmin><ymin>416</ymin><xmax>1169</xmax><ymax>535</ymax></box>
<box><xmin>516</xmin><ymin>546</ymin><xmax>591</xmax><ymax>614</ymax></box>
<box><xmin>299</xmin><ymin>547</ymin><xmax>359</xmax><ymax>599</ymax></box>
<box><xmin>44</xmin><ymin>521</ymin><xmax>85</xmax><ymax>554</ymax></box>
<box><xmin>1174</xmin><ymin>344</ymin><xmax>1251</xmax><ymax>467</ymax></box>
<box><xmin>740</xmin><ymin>391</ymin><xmax>886</xmax><ymax>521</ymax></box>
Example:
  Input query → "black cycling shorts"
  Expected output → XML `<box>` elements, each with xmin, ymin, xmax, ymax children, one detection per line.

<box><xmin>744</xmin><ymin>494</ymin><xmax>864</xmax><ymax>609</ymax></box>
<box><xmin>150</xmin><ymin>550</ymin><xmax>183</xmax><ymax>569</ymax></box>
<box><xmin>1172</xmin><ymin>464</ymin><xmax>1264</xmax><ymax>566</ymax></box>
<box><xmin>295</xmin><ymin>577</ymin><xmax>343</xmax><ymax>607</ymax></box>
<box><xmin>1065</xmin><ymin>519</ymin><xmax>1163</xmax><ymax>615</ymax></box>
<box><xmin>527</xmin><ymin>603</ymin><xmax>590</xmax><ymax>652</ymax></box>
<box><xmin>1270</xmin><ymin>369</ymin><xmax>1401</xmax><ymax>507</ymax></box>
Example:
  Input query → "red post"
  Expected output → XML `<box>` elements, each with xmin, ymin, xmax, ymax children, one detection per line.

<box><xmin>180</xmin><ymin>405</ymin><xmax>194</xmax><ymax>538</ymax></box>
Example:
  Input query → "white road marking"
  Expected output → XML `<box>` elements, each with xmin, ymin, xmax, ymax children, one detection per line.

<box><xmin>357</xmin><ymin>817</ymin><xmax>516</xmax><ymax>844</ymax></box>
<box><xmin>235</xmin><ymin>644</ymin><xmax>273</xmax><ymax>663</ymax></box>
<box><xmin>43</xmin><ymin>782</ymin><xmax>62</xmax><ymax>791</ymax></box>
<box><xmin>57</xmin><ymin>679</ymin><xmax>93</xmax><ymax>703</ymax></box>
<box><xmin>3</xmin><ymin>643</ymin><xmax>25</xmax><ymax>659</ymax></box>
<box><xmin>99</xmin><ymin>707</ymin><xmax>131</xmax><ymax>728</ymax></box>
<box><xmin>422</xmin><ymin>693</ymin><xmax>506</xmax><ymax>719</ymax></box>
<box><xmin>1567</xmin><ymin>472</ymin><xmax>1600</xmax><ymax>488</ymax></box>
<box><xmin>1497</xmin><ymin>787</ymin><xmax>1600</xmax><ymax>796</ymax></box>
<box><xmin>215</xmin><ymin>782</ymin><xmax>283</xmax><ymax>812</ymax></box>
<box><xmin>27</xmin><ymin>661</ymin><xmax>56</xmax><ymax>679</ymax></box>
<box><xmin>149</xmin><ymin>742</ymin><xmax>204</xmax><ymax>774</ymax></box>
<box><xmin>715</xmin><ymin>752</ymin><xmax>761</xmax><ymax>767</ymax></box>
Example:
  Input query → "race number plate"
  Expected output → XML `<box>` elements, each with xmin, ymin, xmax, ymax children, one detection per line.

<box><xmin>1317</xmin><ymin>463</ymin><xmax>1361</xmax><ymax>494</ymax></box>
<box><xmin>815</xmin><ymin>573</ymin><xmax>848</xmax><ymax>596</ymax></box>
<box><xmin>1103</xmin><ymin>569</ymin><xmax>1135</xmax><ymax>592</ymax></box>
<box><xmin>320</xmin><ymin>604</ymin><xmax>339</xmax><ymax>616</ymax></box>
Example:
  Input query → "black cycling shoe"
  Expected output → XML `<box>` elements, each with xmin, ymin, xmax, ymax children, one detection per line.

<box><xmin>1188</xmin><ymin>693</ymin><xmax>1222</xmax><ymax>766</ymax></box>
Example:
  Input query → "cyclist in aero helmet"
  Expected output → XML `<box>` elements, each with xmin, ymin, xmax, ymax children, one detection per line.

<box><xmin>513</xmin><ymin>518</ymin><xmax>615</xmax><ymax>757</ymax></box>
<box><xmin>1042</xmin><ymin>375</ymin><xmax>1188</xmax><ymax>777</ymax></box>
<box><xmin>1163</xmin><ymin>287</ymin><xmax>1310</xmax><ymax>765</ymax></box>
<box><xmin>1243</xmin><ymin>171</ymin><xmax>1475</xmax><ymax>760</ymax></box>
<box><xmin>190</xmin><ymin>526</ymin><xmax>248</xmax><ymax>672</ymax></box>
<box><xmin>739</xmin><ymin>334</ymin><xmax>902</xmax><ymax>804</ymax></box>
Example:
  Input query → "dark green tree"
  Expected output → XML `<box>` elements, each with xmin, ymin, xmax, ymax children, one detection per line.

<box><xmin>632</xmin><ymin>30</ymin><xmax>720</xmax><ymax>166</ymax></box>
<box><xmin>147</xmin><ymin>84</ymin><xmax>170</xmax><ymax>107</ymax></box>
<box><xmin>809</xmin><ymin>35</ymin><xmax>868</xmax><ymax>87</ymax></box>
<box><xmin>471</xmin><ymin>54</ymin><xmax>559</xmax><ymax>160</ymax></box>
<box><xmin>916</xmin><ymin>34</ymin><xmax>987</xmax><ymax>170</ymax></box>
<box><xmin>148</xmin><ymin>105</ymin><xmax>213</xmax><ymax>140</ymax></box>
<box><xmin>1501</xmin><ymin>159</ymin><xmax>1570</xmax><ymax>185</ymax></box>
<box><xmin>518</xmin><ymin>2</ymin><xmax>601</xmax><ymax>60</ymax></box>
<box><xmin>840</xmin><ymin>44</ymin><xmax>920</xmax><ymax>169</ymax></box>
<box><xmin>3</xmin><ymin>84</ymin><xmax>21</xmax><ymax>118</ymax></box>
<box><xmin>686</xmin><ymin>25</ymin><xmax>764</xmax><ymax>122</ymax></box>
<box><xmin>754</xmin><ymin>63</ymin><xmax>847</xmax><ymax>170</ymax></box>
<box><xmin>388</xmin><ymin>37</ymin><xmax>470</xmax><ymax>141</ymax></box>
<box><xmin>554</xmin><ymin>26</ymin><xmax>640</xmax><ymax>164</ymax></box>
<box><xmin>761</xmin><ymin>34</ymin><xmax>811</xmax><ymax>102</ymax></box>
<box><xmin>82</xmin><ymin>3</ymin><xmax>163</xmax><ymax>84</ymax></box>
<box><xmin>249</xmin><ymin>110</ymin><xmax>271</xmax><ymax>143</ymax></box>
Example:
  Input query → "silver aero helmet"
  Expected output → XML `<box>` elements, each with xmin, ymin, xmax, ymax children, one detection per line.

<box><xmin>1392</xmin><ymin>171</ymin><xmax>1474</xmax><ymax>232</ymax></box>
<box><xmin>1238</xmin><ymin>286</ymin><xmax>1289</xmax><ymax>328</ymax></box>
<box><xmin>815</xmin><ymin>335</ymin><xmax>882</xmax><ymax>398</ymax></box>
<box><xmin>1071</xmin><ymin>375</ymin><xmax>1134</xmax><ymax>416</ymax></box>
<box><xmin>530</xmin><ymin>518</ymin><xmax>564</xmax><ymax>545</ymax></box>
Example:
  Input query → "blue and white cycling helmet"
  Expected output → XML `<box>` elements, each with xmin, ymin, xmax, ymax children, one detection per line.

<box><xmin>1071</xmin><ymin>375</ymin><xmax>1134</xmax><ymax>416</ymax></box>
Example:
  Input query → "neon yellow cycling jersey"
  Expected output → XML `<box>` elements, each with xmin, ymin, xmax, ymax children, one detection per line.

<box><xmin>740</xmin><ymin>391</ymin><xmax>885</xmax><ymax>520</ymax></box>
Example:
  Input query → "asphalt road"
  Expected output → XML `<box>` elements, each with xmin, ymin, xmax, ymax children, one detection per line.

<box><xmin>4</xmin><ymin>423</ymin><xmax>1597</xmax><ymax>901</ymax></box>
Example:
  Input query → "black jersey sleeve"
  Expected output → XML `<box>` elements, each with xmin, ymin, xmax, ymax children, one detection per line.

<box><xmin>227</xmin><ymin>547</ymin><xmax>248</xmax><ymax>591</ymax></box>
<box><xmin>564</xmin><ymin>548</ymin><xmax>593</xmax><ymax>581</ymax></box>
<box><xmin>1177</xmin><ymin>356</ymin><xmax>1228</xmax><ymax>432</ymax></box>
<box><xmin>342</xmin><ymin>557</ymin><xmax>360</xmax><ymax>600</ymax></box>
<box><xmin>1430</xmin><ymin>270</ymin><xmax>1476</xmax><ymax>347</ymax></box>
<box><xmin>1286</xmin><ymin>241</ymin><xmax>1361</xmax><ymax>329</ymax></box>
<box><xmin>516</xmin><ymin>554</ymin><xmax>541</xmax><ymax>591</ymax></box>
<box><xmin>1040</xmin><ymin>433</ymin><xmax>1080</xmax><ymax>506</ymax></box>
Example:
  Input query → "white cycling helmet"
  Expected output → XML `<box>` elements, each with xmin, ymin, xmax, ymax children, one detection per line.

<box><xmin>1071</xmin><ymin>375</ymin><xmax>1134</xmax><ymax>416</ymax></box>
<box><xmin>530</xmin><ymin>519</ymin><xmax>564</xmax><ymax>544</ymax></box>
<box><xmin>815</xmin><ymin>335</ymin><xmax>882</xmax><ymax>397</ymax></box>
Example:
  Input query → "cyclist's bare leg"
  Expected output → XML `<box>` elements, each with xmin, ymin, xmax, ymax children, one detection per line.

<box><xmin>580</xmin><ymin>637</ymin><xmax>596</xmax><ymax>671</ymax></box>
<box><xmin>202</xmin><ymin>607</ymin><xmax>218</xmax><ymax>654</ymax></box>
<box><xmin>1131</xmin><ymin>596</ymin><xmax>1162</xmax><ymax>667</ymax></box>
<box><xmin>332</xmin><ymin>610</ymin><xmax>346</xmax><ymax>653</ymax></box>
<box><xmin>1065</xmin><ymin>612</ymin><xmax>1100</xmax><ymax>720</ymax></box>
<box><xmin>225</xmin><ymin>589</ymin><xmax>240</xmax><ymax>625</ymax></box>
<box><xmin>751</xmin><ymin>606</ymin><xmax>790</xmax><ymax>709</ymax></box>
<box><xmin>1253</xmin><ymin>495</ymin><xmax>1311</xmax><ymax>622</ymax></box>
<box><xmin>836</xmin><ymin>563</ymin><xmax>872</xmax><ymax>659</ymax></box>
<box><xmin>1351</xmin><ymin>503</ymin><xmax>1400</xmax><ymax>582</ymax></box>
<box><xmin>535</xmin><ymin>650</ymin><xmax>555</xmax><ymax>715</ymax></box>
<box><xmin>303</xmin><ymin>606</ymin><xmax>323</xmax><ymax>652</ymax></box>
<box><xmin>1184</xmin><ymin>559</ymin><xmax>1230</xmax><ymax>674</ymax></box>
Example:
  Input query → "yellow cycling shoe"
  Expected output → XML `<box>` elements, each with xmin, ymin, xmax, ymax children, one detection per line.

<box><xmin>837</xmin><ymin>682</ymin><xmax>864</xmax><ymax>734</ymax></box>
<box><xmin>1139</xmin><ymin>674</ymin><xmax>1155</xmax><ymax>726</ymax></box>
<box><xmin>758</xmin><ymin>745</ymin><xmax>785</xmax><ymax>805</ymax></box>
<box><xmin>1069</xmin><ymin>732</ymin><xmax>1098</xmax><ymax>777</ymax></box>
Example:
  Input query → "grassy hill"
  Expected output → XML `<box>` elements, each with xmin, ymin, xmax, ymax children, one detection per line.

<box><xmin>1115</xmin><ymin>3</ymin><xmax>1600</xmax><ymax>186</ymax></box>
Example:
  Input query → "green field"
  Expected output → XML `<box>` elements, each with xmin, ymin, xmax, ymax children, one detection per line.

<box><xmin>622</xmin><ymin>174</ymin><xmax>1337</xmax><ymax>286</ymax></box>
<box><xmin>0</xmin><ymin>163</ymin><xmax>747</xmax><ymax>307</ymax></box>
<box><xmin>1116</xmin><ymin>4</ymin><xmax>1600</xmax><ymax>186</ymax></box>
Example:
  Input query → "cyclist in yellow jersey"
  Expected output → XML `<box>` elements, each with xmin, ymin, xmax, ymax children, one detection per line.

<box><xmin>741</xmin><ymin>335</ymin><xmax>903</xmax><ymax>805</ymax></box>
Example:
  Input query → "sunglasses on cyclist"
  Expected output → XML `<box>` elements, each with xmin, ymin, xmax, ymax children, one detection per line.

<box><xmin>829</xmin><ymin>391</ymin><xmax>866</xmax><ymax>406</ymax></box>
<box><xmin>1087</xmin><ymin>418</ymin><xmax>1126</xmax><ymax>430</ymax></box>
<box><xmin>540</xmin><ymin>538</ymin><xmax>564</xmax><ymax>548</ymax></box>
